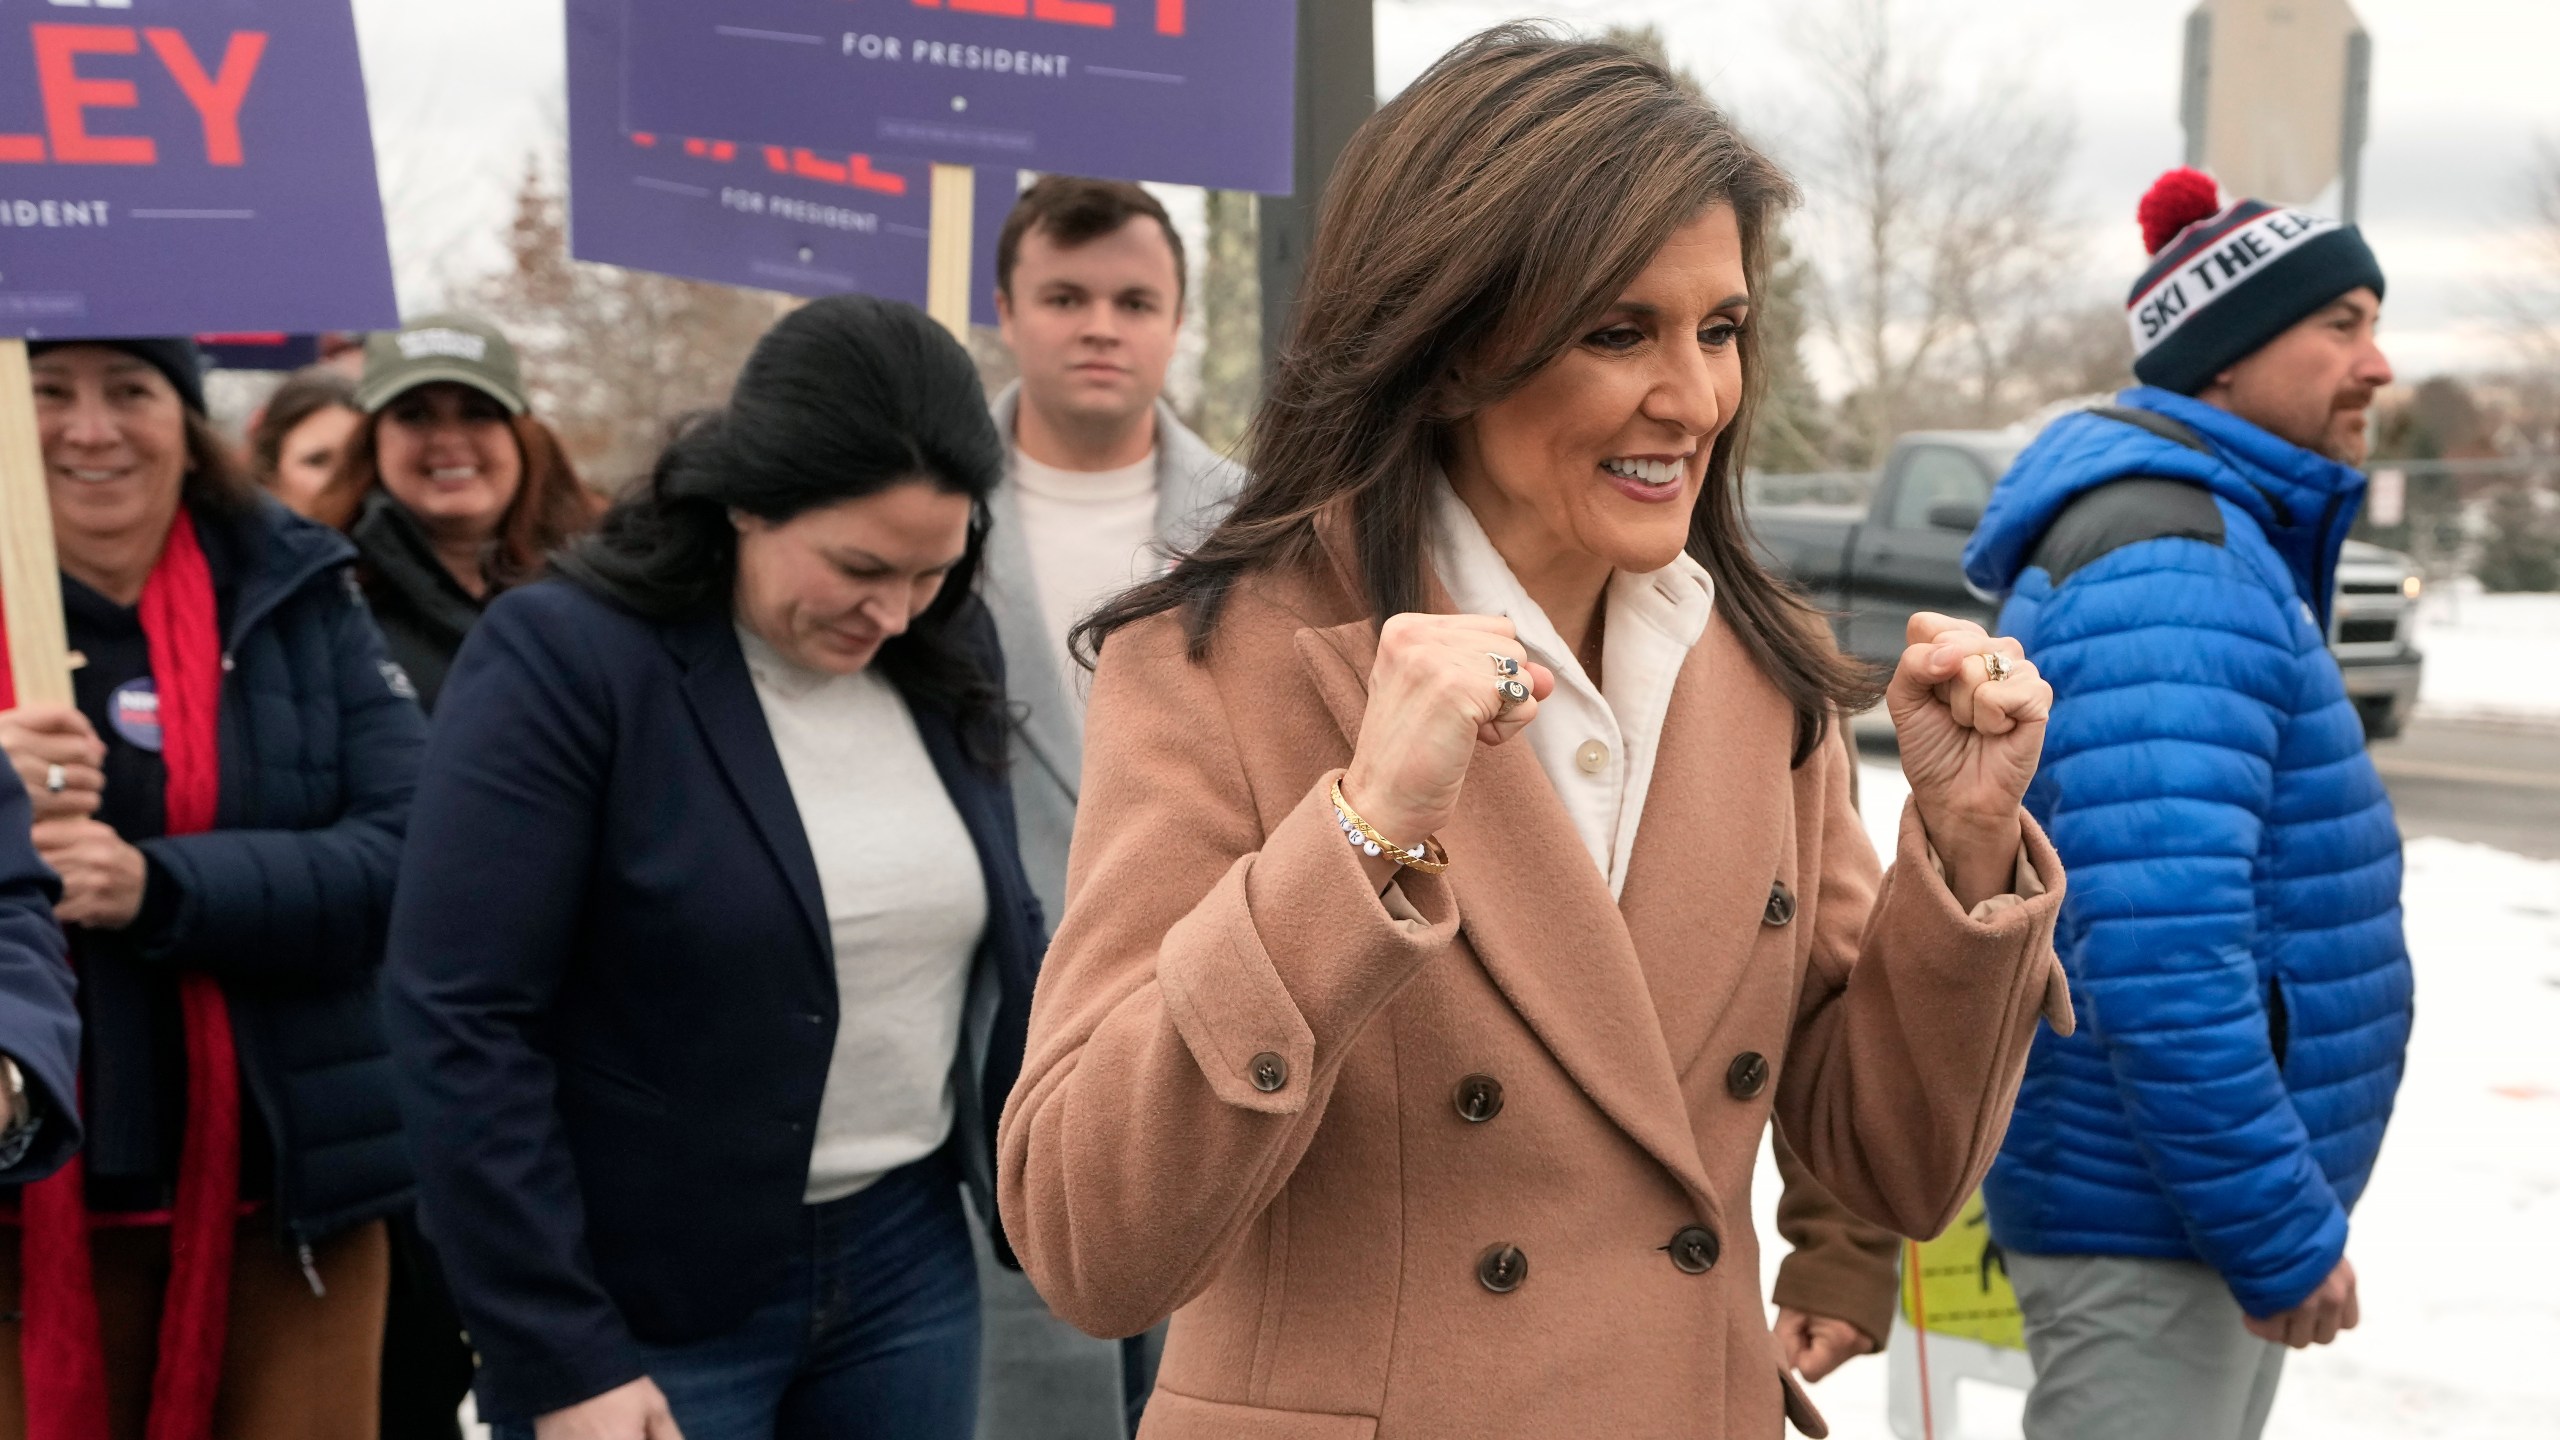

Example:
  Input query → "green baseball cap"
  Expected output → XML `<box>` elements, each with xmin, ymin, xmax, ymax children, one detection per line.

<box><xmin>355</xmin><ymin>313</ymin><xmax>528</xmax><ymax>415</ymax></box>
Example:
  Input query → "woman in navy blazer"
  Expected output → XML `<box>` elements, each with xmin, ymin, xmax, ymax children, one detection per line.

<box><xmin>384</xmin><ymin>297</ymin><xmax>1042</xmax><ymax>1440</ymax></box>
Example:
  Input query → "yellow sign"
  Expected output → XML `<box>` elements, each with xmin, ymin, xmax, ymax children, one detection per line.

<box><xmin>1898</xmin><ymin>1191</ymin><xmax>2025</xmax><ymax>1351</ymax></box>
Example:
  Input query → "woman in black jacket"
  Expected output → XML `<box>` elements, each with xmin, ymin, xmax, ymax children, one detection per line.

<box><xmin>0</xmin><ymin>338</ymin><xmax>424</xmax><ymax>1439</ymax></box>
<box><xmin>310</xmin><ymin>313</ymin><xmax>597</xmax><ymax>712</ymax></box>
<box><xmin>386</xmin><ymin>296</ymin><xmax>1044</xmax><ymax>1440</ymax></box>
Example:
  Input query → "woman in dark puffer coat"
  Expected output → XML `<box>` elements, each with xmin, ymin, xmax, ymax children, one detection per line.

<box><xmin>0</xmin><ymin>337</ymin><xmax>422</xmax><ymax>1439</ymax></box>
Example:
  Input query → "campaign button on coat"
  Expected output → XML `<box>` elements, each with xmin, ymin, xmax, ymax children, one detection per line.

<box><xmin>1453</xmin><ymin>1074</ymin><xmax>1504</xmax><ymax>1123</ymax></box>
<box><xmin>1668</xmin><ymin>1227</ymin><xmax>1720</xmax><ymax>1275</ymax></box>
<box><xmin>1477</xmin><ymin>1243</ymin><xmax>1527</xmax><ymax>1294</ymax></box>
<box><xmin>1725</xmin><ymin>1052</ymin><xmax>1769</xmax><ymax>1101</ymax></box>
<box><xmin>1250</xmin><ymin>1052</ymin><xmax>1289</xmax><ymax>1093</ymax></box>
<box><xmin>1763</xmin><ymin>881</ymin><xmax>1797</xmax><ymax>926</ymax></box>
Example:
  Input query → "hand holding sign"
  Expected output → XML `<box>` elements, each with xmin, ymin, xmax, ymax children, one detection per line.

<box><xmin>0</xmin><ymin>705</ymin><xmax>104</xmax><ymax>822</ymax></box>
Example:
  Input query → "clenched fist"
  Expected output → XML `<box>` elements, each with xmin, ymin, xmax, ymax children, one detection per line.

<box><xmin>1339</xmin><ymin>613</ymin><xmax>1556</xmax><ymax>876</ymax></box>
<box><xmin>1886</xmin><ymin>612</ymin><xmax>2052</xmax><ymax>908</ymax></box>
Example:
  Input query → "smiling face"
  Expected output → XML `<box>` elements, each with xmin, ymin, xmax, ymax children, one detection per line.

<box><xmin>997</xmin><ymin>218</ymin><xmax>1183</xmax><ymax>442</ymax></box>
<box><xmin>32</xmin><ymin>345</ymin><xmax>191</xmax><ymax>557</ymax></box>
<box><xmin>1446</xmin><ymin>205</ymin><xmax>1750</xmax><ymax>590</ymax></box>
<box><xmin>731</xmin><ymin>480</ymin><xmax>977</xmax><ymax>675</ymax></box>
<box><xmin>374</xmin><ymin>382</ymin><xmax>525</xmax><ymax>543</ymax></box>
<box><xmin>2201</xmin><ymin>287</ymin><xmax>2394</xmax><ymax>466</ymax></box>
<box><xmin>272</xmin><ymin>403</ymin><xmax>362</xmax><ymax>516</ymax></box>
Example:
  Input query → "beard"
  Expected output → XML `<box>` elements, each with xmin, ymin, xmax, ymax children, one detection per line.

<box><xmin>2317</xmin><ymin>390</ymin><xmax>2378</xmax><ymax>465</ymax></box>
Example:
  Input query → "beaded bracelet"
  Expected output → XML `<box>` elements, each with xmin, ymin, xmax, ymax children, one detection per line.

<box><xmin>1329</xmin><ymin>780</ymin><xmax>1451</xmax><ymax>875</ymax></box>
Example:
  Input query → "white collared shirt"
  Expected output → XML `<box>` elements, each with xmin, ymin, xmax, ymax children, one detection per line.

<box><xmin>1427</xmin><ymin>477</ymin><xmax>1717</xmax><ymax>900</ymax></box>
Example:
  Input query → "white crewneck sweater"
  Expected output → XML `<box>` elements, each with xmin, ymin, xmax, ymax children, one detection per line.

<box><xmin>738</xmin><ymin>628</ymin><xmax>987</xmax><ymax>1203</ymax></box>
<box><xmin>1012</xmin><ymin>446</ymin><xmax>1160</xmax><ymax>706</ymax></box>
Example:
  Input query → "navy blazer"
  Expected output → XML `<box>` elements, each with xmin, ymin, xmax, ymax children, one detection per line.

<box><xmin>0</xmin><ymin>769</ymin><xmax>78</xmax><ymax>1184</ymax></box>
<box><xmin>383</xmin><ymin>579</ymin><xmax>1043</xmax><ymax>1424</ymax></box>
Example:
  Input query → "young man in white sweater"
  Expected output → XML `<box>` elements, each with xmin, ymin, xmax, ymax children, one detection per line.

<box><xmin>972</xmin><ymin>176</ymin><xmax>1245</xmax><ymax>1440</ymax></box>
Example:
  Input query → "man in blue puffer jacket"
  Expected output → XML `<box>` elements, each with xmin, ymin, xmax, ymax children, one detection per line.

<box><xmin>1964</xmin><ymin>168</ymin><xmax>2413</xmax><ymax>1440</ymax></box>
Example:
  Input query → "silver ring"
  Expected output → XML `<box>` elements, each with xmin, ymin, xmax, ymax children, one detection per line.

<box><xmin>1495</xmin><ymin>677</ymin><xmax>1531</xmax><ymax>717</ymax></box>
<box><xmin>44</xmin><ymin>764</ymin><xmax>66</xmax><ymax>795</ymax></box>
<box><xmin>1981</xmin><ymin>651</ymin><xmax>2011</xmax><ymax>683</ymax></box>
<box><xmin>1488</xmin><ymin>652</ymin><xmax>1521</xmax><ymax>678</ymax></box>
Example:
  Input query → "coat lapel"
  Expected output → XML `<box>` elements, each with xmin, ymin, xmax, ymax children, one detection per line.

<box><xmin>1616</xmin><ymin>615</ymin><xmax>1798</xmax><ymax>1080</ymax></box>
<box><xmin>983</xmin><ymin>382</ymin><xmax>1084</xmax><ymax>813</ymax></box>
<box><xmin>907</xmin><ymin>696</ymin><xmax>1029</xmax><ymax>988</ymax></box>
<box><xmin>979</xmin><ymin>468</ymin><xmax>1086</xmax><ymax>803</ymax></box>
<box><xmin>1151</xmin><ymin>400</ymin><xmax>1243</xmax><ymax>551</ymax></box>
<box><xmin>662</xmin><ymin>615</ymin><xmax>832</xmax><ymax>964</ymax></box>
<box><xmin>1293</xmin><ymin>615</ymin><xmax>1718</xmax><ymax>1215</ymax></box>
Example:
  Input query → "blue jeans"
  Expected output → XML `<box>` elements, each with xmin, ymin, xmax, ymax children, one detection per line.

<box><xmin>500</xmin><ymin>1157</ymin><xmax>981</xmax><ymax>1440</ymax></box>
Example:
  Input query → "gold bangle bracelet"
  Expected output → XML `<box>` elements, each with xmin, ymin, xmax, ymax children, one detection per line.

<box><xmin>1329</xmin><ymin>780</ymin><xmax>1451</xmax><ymax>875</ymax></box>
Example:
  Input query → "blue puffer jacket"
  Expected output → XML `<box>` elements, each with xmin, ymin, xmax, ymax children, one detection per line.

<box><xmin>1962</xmin><ymin>387</ymin><xmax>2412</xmax><ymax>1317</ymax></box>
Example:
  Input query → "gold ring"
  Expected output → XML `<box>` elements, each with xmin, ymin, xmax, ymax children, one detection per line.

<box><xmin>1981</xmin><ymin>651</ymin><xmax>2011</xmax><ymax>682</ymax></box>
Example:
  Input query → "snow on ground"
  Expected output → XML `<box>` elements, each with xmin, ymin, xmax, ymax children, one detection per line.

<box><xmin>2414</xmin><ymin>585</ymin><xmax>2560</xmax><ymax>726</ymax></box>
<box><xmin>1785</xmin><ymin>763</ymin><xmax>2560</xmax><ymax>1438</ymax></box>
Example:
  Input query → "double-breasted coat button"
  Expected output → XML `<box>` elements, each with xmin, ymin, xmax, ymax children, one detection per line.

<box><xmin>1477</xmin><ymin>1243</ymin><xmax>1528</xmax><ymax>1293</ymax></box>
<box><xmin>1763</xmin><ymin>881</ymin><xmax>1797</xmax><ymax>927</ymax></box>
<box><xmin>1453</xmin><ymin>1074</ymin><xmax>1505</xmax><ymax>1123</ymax></box>
<box><xmin>1249</xmin><ymin>1052</ymin><xmax>1289</xmax><ymax>1093</ymax></box>
<box><xmin>1667</xmin><ymin>1226</ymin><xmax>1720</xmax><ymax>1274</ymax></box>
<box><xmin>1726</xmin><ymin>1052</ymin><xmax>1770</xmax><ymax>1101</ymax></box>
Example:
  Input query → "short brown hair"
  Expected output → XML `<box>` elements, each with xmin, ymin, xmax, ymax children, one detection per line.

<box><xmin>1079</xmin><ymin>25</ymin><xmax>1877</xmax><ymax>766</ymax></box>
<box><xmin>182</xmin><ymin>411</ymin><xmax>261</xmax><ymax>516</ymax></box>
<box><xmin>996</xmin><ymin>175</ymin><xmax>1186</xmax><ymax>303</ymax></box>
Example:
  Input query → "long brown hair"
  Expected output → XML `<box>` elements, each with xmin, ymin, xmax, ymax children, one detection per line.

<box><xmin>1076</xmin><ymin>26</ymin><xmax>1878</xmax><ymax>764</ymax></box>
<box><xmin>182</xmin><ymin>411</ymin><xmax>261</xmax><ymax>517</ymax></box>
<box><xmin>246</xmin><ymin>367</ymin><xmax>359</xmax><ymax>493</ymax></box>
<box><xmin>310</xmin><ymin>404</ymin><xmax>597</xmax><ymax>592</ymax></box>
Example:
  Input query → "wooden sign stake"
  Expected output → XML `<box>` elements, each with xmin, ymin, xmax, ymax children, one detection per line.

<box><xmin>926</xmin><ymin>162</ymin><xmax>975</xmax><ymax>339</ymax></box>
<box><xmin>0</xmin><ymin>339</ymin><xmax>72</xmax><ymax>707</ymax></box>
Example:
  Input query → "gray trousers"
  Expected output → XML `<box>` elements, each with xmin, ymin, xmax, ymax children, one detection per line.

<box><xmin>2006</xmin><ymin>1252</ymin><xmax>2287</xmax><ymax>1440</ymax></box>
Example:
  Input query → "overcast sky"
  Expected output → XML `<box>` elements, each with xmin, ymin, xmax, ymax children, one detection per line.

<box><xmin>353</xmin><ymin>0</ymin><xmax>2559</xmax><ymax>385</ymax></box>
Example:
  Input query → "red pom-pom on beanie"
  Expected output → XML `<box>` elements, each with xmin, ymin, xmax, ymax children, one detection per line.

<box><xmin>2139</xmin><ymin>167</ymin><xmax>2223</xmax><ymax>255</ymax></box>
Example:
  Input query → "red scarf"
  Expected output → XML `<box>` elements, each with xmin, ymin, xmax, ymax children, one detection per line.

<box><xmin>1</xmin><ymin>509</ymin><xmax>240</xmax><ymax>1440</ymax></box>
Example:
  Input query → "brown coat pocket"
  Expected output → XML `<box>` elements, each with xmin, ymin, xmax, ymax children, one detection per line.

<box><xmin>1140</xmin><ymin>1389</ymin><xmax>1380</xmax><ymax>1440</ymax></box>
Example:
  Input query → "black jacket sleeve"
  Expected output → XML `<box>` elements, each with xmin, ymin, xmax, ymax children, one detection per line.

<box><xmin>381</xmin><ymin>593</ymin><xmax>645</xmax><ymax>1422</ymax></box>
<box><xmin>139</xmin><ymin>573</ymin><xmax>425</xmax><ymax>988</ymax></box>
<box><xmin>0</xmin><ymin>769</ymin><xmax>80</xmax><ymax>1183</ymax></box>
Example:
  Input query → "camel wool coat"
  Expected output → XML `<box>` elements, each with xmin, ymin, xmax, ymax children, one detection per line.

<box><xmin>997</xmin><ymin>543</ymin><xmax>2072</xmax><ymax>1440</ymax></box>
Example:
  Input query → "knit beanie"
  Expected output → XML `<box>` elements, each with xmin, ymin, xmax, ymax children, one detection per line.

<box><xmin>2124</xmin><ymin>167</ymin><xmax>2386</xmax><ymax>395</ymax></box>
<box><xmin>26</xmin><ymin>337</ymin><xmax>208</xmax><ymax>416</ymax></box>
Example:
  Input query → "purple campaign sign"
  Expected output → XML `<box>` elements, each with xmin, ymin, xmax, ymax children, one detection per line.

<box><xmin>621</xmin><ymin>0</ymin><xmax>1297</xmax><ymax>195</ymax></box>
<box><xmin>0</xmin><ymin>0</ymin><xmax>396</xmax><ymax>339</ymax></box>
<box><xmin>569</xmin><ymin>0</ymin><xmax>1007</xmax><ymax>326</ymax></box>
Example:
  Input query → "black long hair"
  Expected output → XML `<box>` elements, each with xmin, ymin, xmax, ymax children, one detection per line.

<box><xmin>555</xmin><ymin>294</ymin><xmax>1008</xmax><ymax>761</ymax></box>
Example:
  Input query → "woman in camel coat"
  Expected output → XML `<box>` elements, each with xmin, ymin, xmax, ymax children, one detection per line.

<box><xmin>997</xmin><ymin>29</ymin><xmax>2073</xmax><ymax>1440</ymax></box>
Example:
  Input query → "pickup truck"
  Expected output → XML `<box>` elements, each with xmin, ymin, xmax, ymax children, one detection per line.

<box><xmin>1752</xmin><ymin>429</ymin><xmax>2425</xmax><ymax>739</ymax></box>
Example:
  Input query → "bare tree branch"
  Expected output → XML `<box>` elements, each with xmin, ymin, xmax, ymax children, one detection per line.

<box><xmin>1786</xmin><ymin>0</ymin><xmax>2111</xmax><ymax>461</ymax></box>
